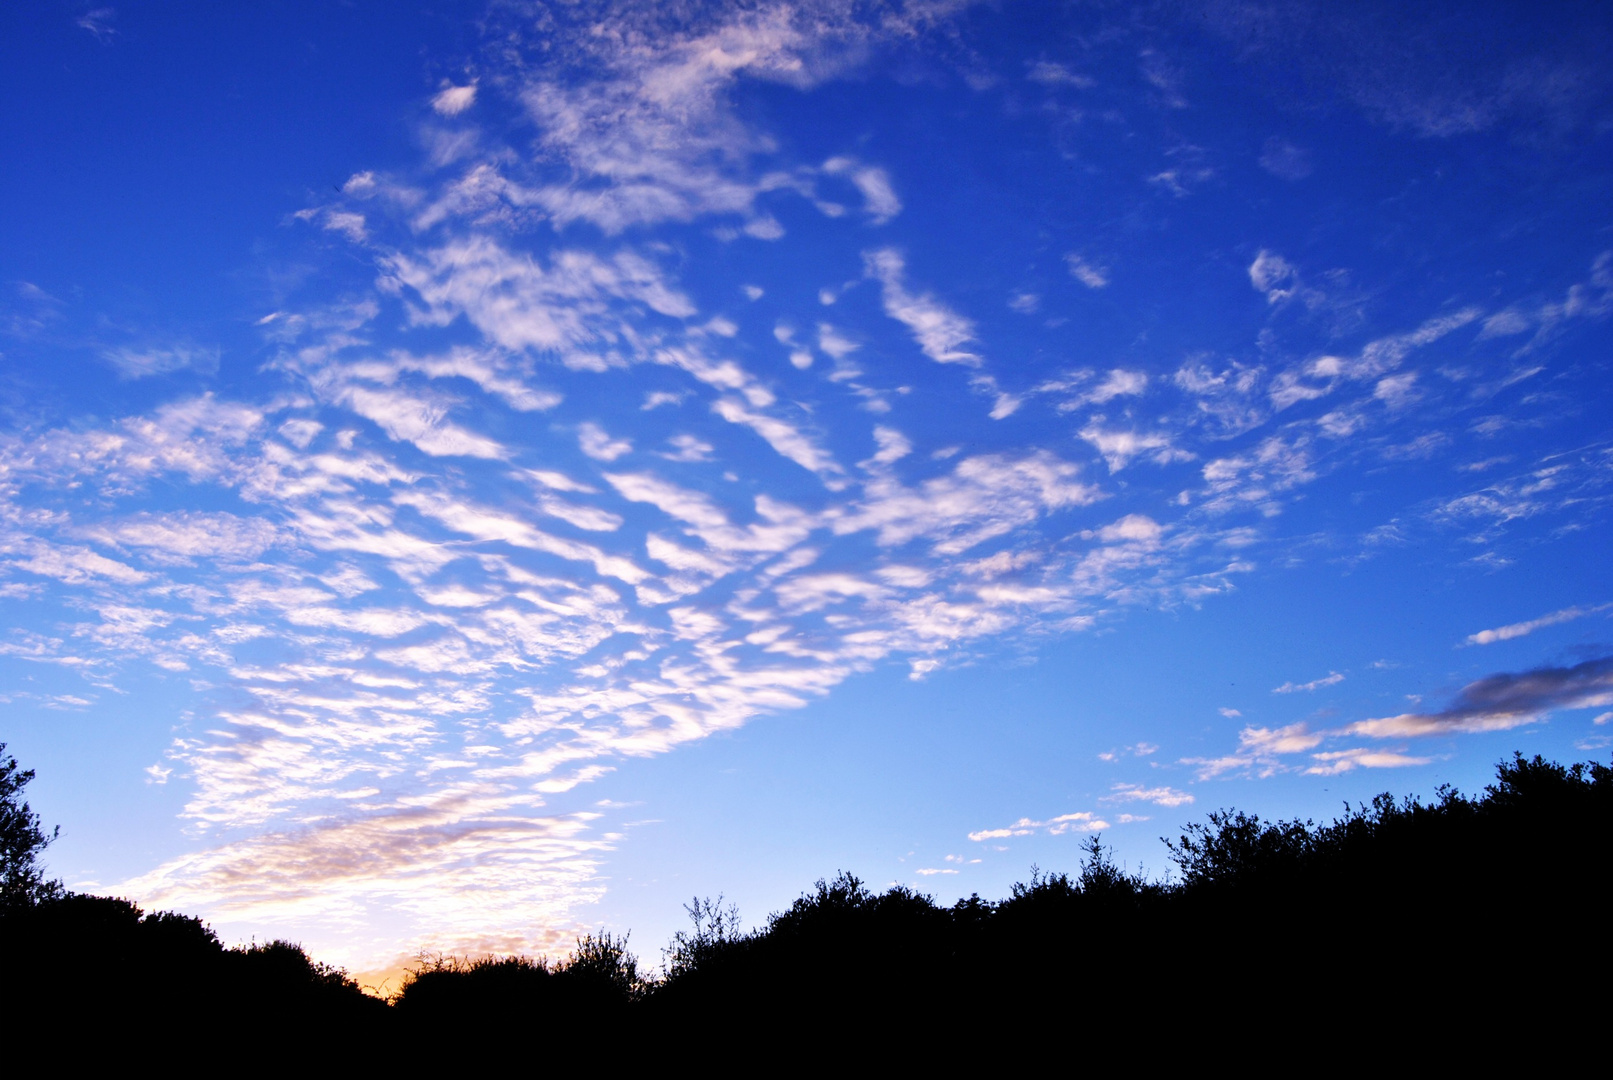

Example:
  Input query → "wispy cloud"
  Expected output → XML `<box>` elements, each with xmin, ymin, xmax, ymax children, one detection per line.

<box><xmin>1272</xmin><ymin>671</ymin><xmax>1344</xmax><ymax>694</ymax></box>
<box><xmin>864</xmin><ymin>248</ymin><xmax>981</xmax><ymax>367</ymax></box>
<box><xmin>1466</xmin><ymin>603</ymin><xmax>1611</xmax><ymax>645</ymax></box>
<box><xmin>1066</xmin><ymin>254</ymin><xmax>1110</xmax><ymax>289</ymax></box>
<box><xmin>102</xmin><ymin>344</ymin><xmax>220</xmax><ymax>379</ymax></box>
<box><xmin>76</xmin><ymin>7</ymin><xmax>116</xmax><ymax>42</ymax></box>
<box><xmin>824</xmin><ymin>157</ymin><xmax>902</xmax><ymax>223</ymax></box>
<box><xmin>1102</xmin><ymin>783</ymin><xmax>1193</xmax><ymax>808</ymax></box>
<box><xmin>968</xmin><ymin>810</ymin><xmax>1112</xmax><ymax>842</ymax></box>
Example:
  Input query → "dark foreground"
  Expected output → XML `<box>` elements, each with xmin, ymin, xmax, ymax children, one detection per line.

<box><xmin>4</xmin><ymin>753</ymin><xmax>1608</xmax><ymax>1063</ymax></box>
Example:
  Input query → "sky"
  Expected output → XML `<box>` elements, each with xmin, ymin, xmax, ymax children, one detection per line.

<box><xmin>2</xmin><ymin>0</ymin><xmax>1611</xmax><ymax>984</ymax></box>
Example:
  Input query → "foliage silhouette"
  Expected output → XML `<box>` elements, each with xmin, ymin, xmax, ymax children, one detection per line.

<box><xmin>2</xmin><ymin>749</ymin><xmax>1608</xmax><ymax>1061</ymax></box>
<box><xmin>0</xmin><ymin>742</ymin><xmax>62</xmax><ymax>909</ymax></box>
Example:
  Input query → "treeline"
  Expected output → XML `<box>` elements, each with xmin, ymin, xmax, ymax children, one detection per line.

<box><xmin>4</xmin><ymin>751</ymin><xmax>1609</xmax><ymax>1059</ymax></box>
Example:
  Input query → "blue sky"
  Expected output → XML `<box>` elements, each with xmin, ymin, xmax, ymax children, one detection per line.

<box><xmin>3</xmin><ymin>0</ymin><xmax>1611</xmax><ymax>981</ymax></box>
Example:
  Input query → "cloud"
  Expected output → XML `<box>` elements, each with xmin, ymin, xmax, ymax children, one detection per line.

<box><xmin>381</xmin><ymin>237</ymin><xmax>694</xmax><ymax>365</ymax></box>
<box><xmin>968</xmin><ymin>810</ymin><xmax>1110</xmax><ymax>842</ymax></box>
<box><xmin>1348</xmin><ymin>656</ymin><xmax>1613</xmax><ymax>737</ymax></box>
<box><xmin>824</xmin><ymin>157</ymin><xmax>902</xmax><ymax>223</ymax></box>
<box><xmin>578</xmin><ymin>422</ymin><xmax>633</xmax><ymax>462</ymax></box>
<box><xmin>337</xmin><ymin>384</ymin><xmax>505</xmax><ymax>459</ymax></box>
<box><xmin>1270</xmin><ymin>308</ymin><xmax>1482</xmax><ymax>409</ymax></box>
<box><xmin>103</xmin><ymin>344</ymin><xmax>220</xmax><ymax>379</ymax></box>
<box><xmin>432</xmin><ymin>83</ymin><xmax>477</xmax><ymax>116</ymax></box>
<box><xmin>1065</xmin><ymin>254</ymin><xmax>1110</xmax><ymax>289</ymax></box>
<box><xmin>1038</xmin><ymin>369</ymin><xmax>1149</xmax><ymax>416</ymax></box>
<box><xmin>345</xmin><ymin>348</ymin><xmax>563</xmax><ymax>414</ymax></box>
<box><xmin>1273</xmin><ymin>671</ymin><xmax>1344</xmax><ymax>694</ymax></box>
<box><xmin>1184</xmin><ymin>722</ymin><xmax>1324</xmax><ymax>779</ymax></box>
<box><xmin>506</xmin><ymin>4</ymin><xmax>879</xmax><ymax>235</ymax></box>
<box><xmin>1305</xmin><ymin>748</ymin><xmax>1431</xmax><ymax>775</ymax></box>
<box><xmin>1258</xmin><ymin>138</ymin><xmax>1312</xmax><ymax>180</ymax></box>
<box><xmin>833</xmin><ymin>450</ymin><xmax>1100</xmax><ymax>555</ymax></box>
<box><xmin>1466</xmin><ymin>603</ymin><xmax>1611</xmax><ymax>645</ymax></box>
<box><xmin>1200</xmin><ymin>434</ymin><xmax>1316</xmax><ymax>512</ymax></box>
<box><xmin>1027</xmin><ymin>61</ymin><xmax>1093</xmax><ymax>88</ymax></box>
<box><xmin>1078</xmin><ymin>424</ymin><xmax>1184</xmax><ymax>472</ymax></box>
<box><xmin>1248</xmin><ymin>250</ymin><xmax>1300</xmax><ymax>304</ymax></box>
<box><xmin>86</xmin><ymin>512</ymin><xmax>280</xmax><ymax>565</ymax></box>
<box><xmin>864</xmin><ymin>248</ymin><xmax>981</xmax><ymax>367</ymax></box>
<box><xmin>659</xmin><ymin>434</ymin><xmax>715</xmax><ymax>462</ymax></box>
<box><xmin>7</xmin><ymin>540</ymin><xmax>149</xmax><ymax>585</ymax></box>
<box><xmin>1102</xmin><ymin>783</ymin><xmax>1194</xmax><ymax>808</ymax></box>
<box><xmin>710</xmin><ymin>397</ymin><xmax>844</xmax><ymax>483</ymax></box>
<box><xmin>76</xmin><ymin>8</ymin><xmax>116</xmax><ymax>41</ymax></box>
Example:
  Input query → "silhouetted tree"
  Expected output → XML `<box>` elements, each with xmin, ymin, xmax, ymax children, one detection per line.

<box><xmin>0</xmin><ymin>743</ymin><xmax>61</xmax><ymax>908</ymax></box>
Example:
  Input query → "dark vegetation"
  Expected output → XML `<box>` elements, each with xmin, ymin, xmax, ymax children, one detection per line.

<box><xmin>4</xmin><ymin>743</ymin><xmax>1608</xmax><ymax>1058</ymax></box>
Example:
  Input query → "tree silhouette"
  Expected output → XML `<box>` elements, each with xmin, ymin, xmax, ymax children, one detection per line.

<box><xmin>0</xmin><ymin>742</ymin><xmax>61</xmax><ymax>908</ymax></box>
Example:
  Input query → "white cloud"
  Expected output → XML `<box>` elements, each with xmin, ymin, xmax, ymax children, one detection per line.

<box><xmin>1374</xmin><ymin>372</ymin><xmax>1419</xmax><ymax>408</ymax></box>
<box><xmin>1066</xmin><ymin>254</ymin><xmax>1110</xmax><ymax>289</ymax></box>
<box><xmin>432</xmin><ymin>83</ymin><xmax>478</xmax><ymax>116</ymax></box>
<box><xmin>710</xmin><ymin>397</ymin><xmax>843</xmax><ymax>483</ymax></box>
<box><xmin>968</xmin><ymin>810</ymin><xmax>1111</xmax><ymax>842</ymax></box>
<box><xmin>833</xmin><ymin>450</ymin><xmax>1100</xmax><ymax>555</ymax></box>
<box><xmin>1466</xmin><ymin>603</ymin><xmax>1610</xmax><ymax>645</ymax></box>
<box><xmin>642</xmin><ymin>391</ymin><xmax>686</xmax><ymax>410</ymax></box>
<box><xmin>278</xmin><ymin>418</ymin><xmax>323</xmax><ymax>448</ymax></box>
<box><xmin>1094</xmin><ymin>514</ymin><xmax>1163</xmax><ymax>544</ymax></box>
<box><xmin>864</xmin><ymin>248</ymin><xmax>981</xmax><ymax>367</ymax></box>
<box><xmin>103</xmin><ymin>344</ymin><xmax>220</xmax><ymax>380</ymax></box>
<box><xmin>8</xmin><ymin>541</ymin><xmax>150</xmax><ymax>585</ymax></box>
<box><xmin>1272</xmin><ymin>308</ymin><xmax>1482</xmax><ymax>409</ymax></box>
<box><xmin>338</xmin><ymin>385</ymin><xmax>505</xmax><ymax>459</ymax></box>
<box><xmin>578</xmin><ymin>422</ymin><xmax>633</xmax><ymax>462</ymax></box>
<box><xmin>382</xmin><ymin>237</ymin><xmax>695</xmax><ymax>365</ymax></box>
<box><xmin>1248</xmin><ymin>250</ymin><xmax>1299</xmax><ymax>303</ymax></box>
<box><xmin>1102</xmin><ymin>783</ymin><xmax>1194</xmax><ymax>807</ymax></box>
<box><xmin>1305</xmin><ymin>748</ymin><xmax>1431</xmax><ymax>775</ymax></box>
<box><xmin>1273</xmin><ymin>671</ymin><xmax>1344</xmax><ymax>694</ymax></box>
<box><xmin>659</xmin><ymin>434</ymin><xmax>715</xmax><ymax>462</ymax></box>
<box><xmin>1079</xmin><ymin>424</ymin><xmax>1184</xmax><ymax>472</ymax></box>
<box><xmin>86</xmin><ymin>513</ymin><xmax>280</xmax><ymax>565</ymax></box>
<box><xmin>1185</xmin><ymin>722</ymin><xmax>1323</xmax><ymax>779</ymax></box>
<box><xmin>1037</xmin><ymin>369</ymin><xmax>1148</xmax><ymax>414</ymax></box>
<box><xmin>824</xmin><ymin>156</ymin><xmax>902</xmax><ymax>223</ymax></box>
<box><xmin>1008</xmin><ymin>292</ymin><xmax>1040</xmax><ymax>314</ymax></box>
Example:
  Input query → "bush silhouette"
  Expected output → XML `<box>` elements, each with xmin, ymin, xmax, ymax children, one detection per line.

<box><xmin>2</xmin><ymin>748</ymin><xmax>1608</xmax><ymax>1060</ymax></box>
